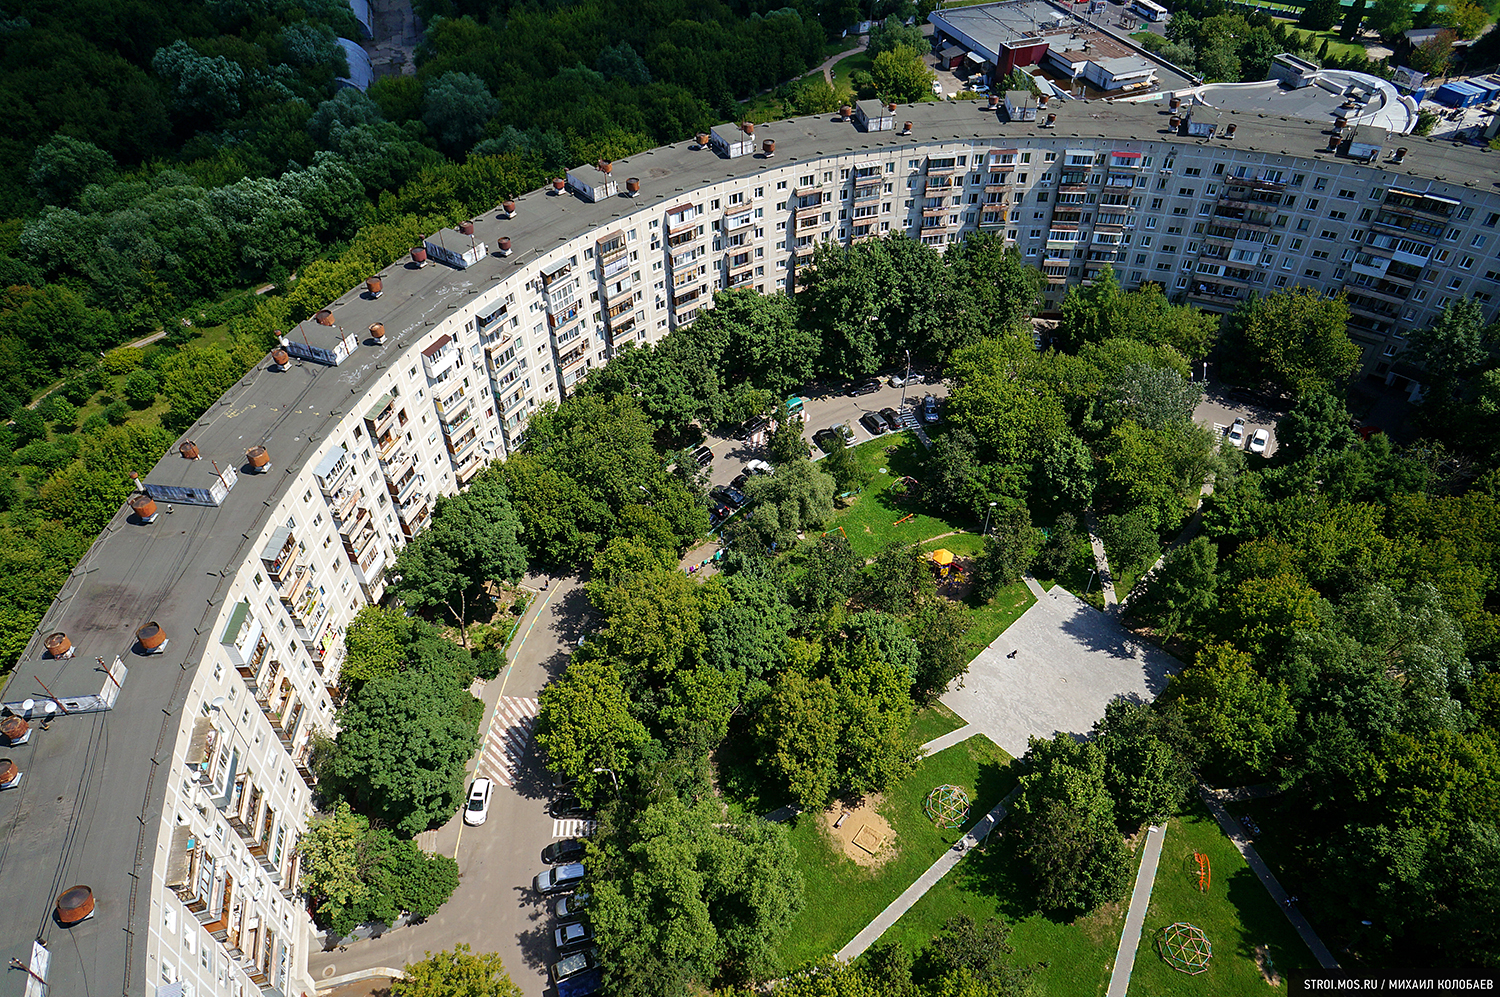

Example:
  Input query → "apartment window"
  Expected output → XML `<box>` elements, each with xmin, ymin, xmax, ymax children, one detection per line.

<box><xmin>1472</xmin><ymin>234</ymin><xmax>1487</xmax><ymax>248</ymax></box>
<box><xmin>1178</xmin><ymin>187</ymin><xmax>1195</xmax><ymax>197</ymax></box>
<box><xmin>1460</xmin><ymin>255</ymin><xmax>1475</xmax><ymax>270</ymax></box>
<box><xmin>1291</xmin><ymin>238</ymin><xmax>1304</xmax><ymax>250</ymax></box>
<box><xmin>1485</xmin><ymin>212</ymin><xmax>1500</xmax><ymax>228</ymax></box>
<box><xmin>1150</xmin><ymin>198</ymin><xmax>1163</xmax><ymax>211</ymax></box>
<box><xmin>1275</xmin><ymin>274</ymin><xmax>1288</xmax><ymax>287</ymax></box>
<box><xmin>1311</xmin><ymin>250</ymin><xmax>1329</xmax><ymax>260</ymax></box>
<box><xmin>1320</xmin><ymin>230</ymin><xmax>1338</xmax><ymax>240</ymax></box>
<box><xmin>1183</xmin><ymin>167</ymin><xmax>1202</xmax><ymax>177</ymax></box>
<box><xmin>1145</xmin><ymin>217</ymin><xmax>1158</xmax><ymax>229</ymax></box>
<box><xmin>1304</xmin><ymin>268</ymin><xmax>1322</xmax><ymax>278</ymax></box>
<box><xmin>1213</xmin><ymin>162</ymin><xmax>1225</xmax><ymax>175</ymax></box>
<box><xmin>1337</xmin><ymin>188</ymin><xmax>1356</xmax><ymax>199</ymax></box>
<box><xmin>1314</xmin><ymin>177</ymin><xmax>1327</xmax><ymax>191</ymax></box>
<box><xmin>1447</xmin><ymin>275</ymin><xmax>1463</xmax><ymax>289</ymax></box>
<box><xmin>1296</xmin><ymin>219</ymin><xmax>1310</xmax><ymax>232</ymax></box>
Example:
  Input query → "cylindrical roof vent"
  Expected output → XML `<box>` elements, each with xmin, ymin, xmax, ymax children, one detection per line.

<box><xmin>246</xmin><ymin>446</ymin><xmax>269</xmax><ymax>470</ymax></box>
<box><xmin>459</xmin><ymin>220</ymin><xmax>475</xmax><ymax>236</ymax></box>
<box><xmin>0</xmin><ymin>716</ymin><xmax>29</xmax><ymax>745</ymax></box>
<box><xmin>270</xmin><ymin>347</ymin><xmax>290</xmax><ymax>367</ymax></box>
<box><xmin>369</xmin><ymin>322</ymin><xmax>386</xmax><ymax>341</ymax></box>
<box><xmin>902</xmin><ymin>120</ymin><xmax>913</xmax><ymax>135</ymax></box>
<box><xmin>136</xmin><ymin>622</ymin><xmax>166</xmax><ymax>651</ymax></box>
<box><xmin>314</xmin><ymin>309</ymin><xmax>335</xmax><ymax>326</ymax></box>
<box><xmin>0</xmin><ymin>759</ymin><xmax>19</xmax><ymax>787</ymax></box>
<box><xmin>626</xmin><ymin>178</ymin><xmax>640</xmax><ymax>195</ymax></box>
<box><xmin>130</xmin><ymin>493</ymin><xmax>157</xmax><ymax>521</ymax></box>
<box><xmin>1226</xmin><ymin>123</ymin><xmax>1237</xmax><ymax>138</ymax></box>
<box><xmin>1335</xmin><ymin>115</ymin><xmax>1348</xmax><ymax>129</ymax></box>
<box><xmin>180</xmin><ymin>441</ymin><xmax>200</xmax><ymax>460</ymax></box>
<box><xmin>1169</xmin><ymin>115</ymin><xmax>1181</xmax><ymax>130</ymax></box>
<box><xmin>56</xmin><ymin>886</ymin><xmax>94</xmax><ymax>925</ymax></box>
<box><xmin>840</xmin><ymin>105</ymin><xmax>852</xmax><ymax>120</ymax></box>
<box><xmin>498</xmin><ymin>236</ymin><xmax>512</xmax><ymax>255</ymax></box>
<box><xmin>45</xmin><ymin>632</ymin><xmax>70</xmax><ymax>657</ymax></box>
<box><xmin>696</xmin><ymin>131</ymin><xmax>710</xmax><ymax>147</ymax></box>
<box><xmin>596</xmin><ymin>159</ymin><xmax>612</xmax><ymax>174</ymax></box>
<box><xmin>762</xmin><ymin>139</ymin><xmax>775</xmax><ymax>157</ymax></box>
<box><xmin>1395</xmin><ymin>146</ymin><xmax>1408</xmax><ymax>160</ymax></box>
<box><xmin>887</xmin><ymin>102</ymin><xmax>897</xmax><ymax>112</ymax></box>
<box><xmin>1327</xmin><ymin>133</ymin><xmax>1339</xmax><ymax>150</ymax></box>
<box><xmin>503</xmin><ymin>199</ymin><xmax>516</xmax><ymax>216</ymax></box>
<box><xmin>988</xmin><ymin>95</ymin><xmax>1000</xmax><ymax>108</ymax></box>
<box><xmin>1046</xmin><ymin>113</ymin><xmax>1057</xmax><ymax>127</ymax></box>
<box><xmin>1169</xmin><ymin>96</ymin><xmax>1181</xmax><ymax>110</ymax></box>
<box><xmin>412</xmin><ymin>246</ymin><xmax>428</xmax><ymax>264</ymax></box>
<box><xmin>741</xmin><ymin>121</ymin><xmax>754</xmax><ymax>136</ymax></box>
<box><xmin>366</xmin><ymin>277</ymin><xmax>383</xmax><ymax>297</ymax></box>
<box><xmin>552</xmin><ymin>177</ymin><xmax>565</xmax><ymax>191</ymax></box>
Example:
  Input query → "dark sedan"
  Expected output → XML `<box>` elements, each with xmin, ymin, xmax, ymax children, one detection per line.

<box><xmin>549</xmin><ymin>795</ymin><xmax>592</xmax><ymax>819</ymax></box>
<box><xmin>859</xmin><ymin>412</ymin><xmax>887</xmax><ymax>435</ymax></box>
<box><xmin>711</xmin><ymin>484</ymin><xmax>747</xmax><ymax>507</ymax></box>
<box><xmin>879</xmin><ymin>407</ymin><xmax>902</xmax><ymax>432</ymax></box>
<box><xmin>813</xmin><ymin>428</ymin><xmax>841</xmax><ymax>453</ymax></box>
<box><xmin>845</xmin><ymin>378</ymin><xmax>882</xmax><ymax>397</ymax></box>
<box><xmin>542</xmin><ymin>838</ymin><xmax>587</xmax><ymax>865</ymax></box>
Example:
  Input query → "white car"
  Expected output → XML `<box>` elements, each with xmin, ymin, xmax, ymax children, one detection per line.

<box><xmin>743</xmin><ymin>458</ymin><xmax>773</xmax><ymax>476</ymax></box>
<box><xmin>464</xmin><ymin>777</ymin><xmax>492</xmax><ymax>826</ymax></box>
<box><xmin>1249</xmin><ymin>428</ymin><xmax>1269</xmax><ymax>454</ymax></box>
<box><xmin>931</xmin><ymin>80</ymin><xmax>944</xmax><ymax>96</ymax></box>
<box><xmin>1225</xmin><ymin>418</ymin><xmax>1246</xmax><ymax>448</ymax></box>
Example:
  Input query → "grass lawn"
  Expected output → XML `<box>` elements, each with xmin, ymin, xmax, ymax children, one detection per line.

<box><xmin>1283</xmin><ymin>25</ymin><xmax>1372</xmax><ymax>61</ymax></box>
<box><xmin>829</xmin><ymin>49</ymin><xmax>874</xmax><ymax>91</ymax></box>
<box><xmin>1128</xmin><ymin>802</ymin><xmax>1314</xmax><ymax>995</ymax></box>
<box><xmin>826</xmin><ymin>435</ymin><xmax>971</xmax><ymax>559</ymax></box>
<box><xmin>774</xmin><ymin>734</ymin><xmax>1020</xmax><ymax>971</ymax></box>
<box><xmin>907</xmin><ymin>701</ymin><xmax>968</xmax><ymax>747</ymax></box>
<box><xmin>877</xmin><ymin>821</ymin><xmax>1144</xmax><ymax>997</ymax></box>
<box><xmin>959</xmin><ymin>580</ymin><xmax>1034</xmax><ymax>660</ymax></box>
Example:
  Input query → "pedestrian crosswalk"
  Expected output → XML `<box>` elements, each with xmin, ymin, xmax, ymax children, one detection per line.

<box><xmin>553</xmin><ymin>818</ymin><xmax>597</xmax><ymax>838</ymax></box>
<box><xmin>475</xmin><ymin>696</ymin><xmax>538</xmax><ymax>788</ymax></box>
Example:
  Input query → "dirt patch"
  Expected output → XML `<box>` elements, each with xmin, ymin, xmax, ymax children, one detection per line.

<box><xmin>1254</xmin><ymin>944</ymin><xmax>1284</xmax><ymax>987</ymax></box>
<box><xmin>823</xmin><ymin>795</ymin><xmax>897</xmax><ymax>869</ymax></box>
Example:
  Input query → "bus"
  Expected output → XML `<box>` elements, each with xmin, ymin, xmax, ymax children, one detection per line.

<box><xmin>1131</xmin><ymin>0</ymin><xmax>1168</xmax><ymax>20</ymax></box>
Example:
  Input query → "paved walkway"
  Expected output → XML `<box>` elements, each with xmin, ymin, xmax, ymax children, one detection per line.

<box><xmin>836</xmin><ymin>785</ymin><xmax>1023</xmax><ymax>963</ymax></box>
<box><xmin>1197</xmin><ymin>787</ymin><xmax>1340</xmax><ymax>969</ymax></box>
<box><xmin>816</xmin><ymin>39</ymin><xmax>866</xmax><ymax>86</ymax></box>
<box><xmin>918</xmin><ymin>723</ymin><xmax>977</xmax><ymax>756</ymax></box>
<box><xmin>1083</xmin><ymin>509</ymin><xmax>1120</xmax><ymax>609</ymax></box>
<box><xmin>1105</xmin><ymin>824</ymin><xmax>1167</xmax><ymax>997</ymax></box>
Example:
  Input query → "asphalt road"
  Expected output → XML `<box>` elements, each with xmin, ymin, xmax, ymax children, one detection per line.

<box><xmin>308</xmin><ymin>573</ymin><xmax>593</xmax><ymax>995</ymax></box>
<box><xmin>700</xmin><ymin>374</ymin><xmax>947</xmax><ymax>488</ymax></box>
<box><xmin>1192</xmin><ymin>378</ymin><xmax>1283</xmax><ymax>458</ymax></box>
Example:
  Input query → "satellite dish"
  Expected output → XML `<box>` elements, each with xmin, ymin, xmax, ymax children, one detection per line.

<box><xmin>210</xmin><ymin>696</ymin><xmax>227</xmax><ymax>710</ymax></box>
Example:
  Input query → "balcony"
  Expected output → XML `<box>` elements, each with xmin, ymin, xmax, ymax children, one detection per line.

<box><xmin>447</xmin><ymin>427</ymin><xmax>481</xmax><ymax>459</ymax></box>
<box><xmin>375</xmin><ymin>432</ymin><xmax>401</xmax><ymax>461</ymax></box>
<box><xmin>666</xmin><ymin>226</ymin><xmax>701</xmax><ymax>249</ymax></box>
<box><xmin>727</xmin><ymin>266</ymin><xmax>756</xmax><ymax>287</ymax></box>
<box><xmin>421</xmin><ymin>336</ymin><xmax>457</xmax><ymax>381</ymax></box>
<box><xmin>363</xmin><ymin>393</ymin><xmax>398</xmax><ymax>437</ymax></box>
<box><xmin>279</xmin><ymin>563</ymin><xmax>313</xmax><ymax>613</ymax></box>
<box><xmin>853</xmin><ymin>185</ymin><xmax>882</xmax><ymax>204</ymax></box>
<box><xmin>1343</xmin><ymin>280</ymin><xmax>1408</xmax><ymax>304</ymax></box>
<box><xmin>540</xmin><ymin>259</ymin><xmax>573</xmax><ymax>287</ymax></box>
<box><xmin>259</xmin><ymin>527</ymin><xmax>299</xmax><ymax>583</ymax></box>
<box><xmin>723</xmin><ymin>209</ymin><xmax>755</xmax><ymax>233</ymax></box>
<box><xmin>441</xmin><ymin>403</ymin><xmax>475</xmax><ymax>437</ymax></box>
<box><xmin>979</xmin><ymin>210</ymin><xmax>1007</xmax><ymax>228</ymax></box>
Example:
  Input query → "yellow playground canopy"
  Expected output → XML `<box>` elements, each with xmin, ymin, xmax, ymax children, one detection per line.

<box><xmin>930</xmin><ymin>549</ymin><xmax>954</xmax><ymax>566</ymax></box>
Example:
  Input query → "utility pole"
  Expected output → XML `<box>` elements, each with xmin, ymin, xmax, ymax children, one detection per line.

<box><xmin>900</xmin><ymin>349</ymin><xmax>912</xmax><ymax>411</ymax></box>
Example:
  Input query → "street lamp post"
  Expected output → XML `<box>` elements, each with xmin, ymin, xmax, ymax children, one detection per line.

<box><xmin>900</xmin><ymin>349</ymin><xmax>912</xmax><ymax>411</ymax></box>
<box><xmin>981</xmin><ymin>500</ymin><xmax>998</xmax><ymax>538</ymax></box>
<box><xmin>593</xmin><ymin>767</ymin><xmax>619</xmax><ymax>793</ymax></box>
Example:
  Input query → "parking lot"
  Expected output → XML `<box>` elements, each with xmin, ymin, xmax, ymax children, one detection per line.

<box><xmin>701</xmin><ymin>374</ymin><xmax>947</xmax><ymax>489</ymax></box>
<box><xmin>1194</xmin><ymin>381</ymin><xmax>1282</xmax><ymax>458</ymax></box>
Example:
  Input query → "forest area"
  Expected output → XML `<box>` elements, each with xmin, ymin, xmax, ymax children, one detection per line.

<box><xmin>0</xmin><ymin>0</ymin><xmax>932</xmax><ymax>671</ymax></box>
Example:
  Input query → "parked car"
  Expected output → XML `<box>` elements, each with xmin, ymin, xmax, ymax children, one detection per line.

<box><xmin>1225</xmin><ymin>417</ymin><xmax>1246</xmax><ymax>448</ymax></box>
<box><xmin>550</xmin><ymin>948</ymin><xmax>599</xmax><ymax>982</ymax></box>
<box><xmin>845</xmin><ymin>378</ymin><xmax>882</xmax><ymax>397</ymax></box>
<box><xmin>879</xmin><ymin>407</ymin><xmax>903</xmax><ymax>432</ymax></box>
<box><xmin>556</xmin><ymin>891</ymin><xmax>591</xmax><ymax>918</ymax></box>
<box><xmin>931</xmin><ymin>80</ymin><xmax>944</xmax><ymax>96</ymax></box>
<box><xmin>743</xmin><ymin>458</ymin><xmax>773</xmax><ymax>475</ymax></box>
<box><xmin>711</xmin><ymin>484</ymin><xmax>747</xmax><ymax>507</ymax></box>
<box><xmin>692</xmin><ymin>445</ymin><xmax>713</xmax><ymax>467</ymax></box>
<box><xmin>534</xmin><ymin>862</ymin><xmax>586</xmax><ymax>894</ymax></box>
<box><xmin>704</xmin><ymin>497</ymin><xmax>732</xmax><ymax>526</ymax></box>
<box><xmin>834</xmin><ymin>422</ymin><xmax>855</xmax><ymax>446</ymax></box>
<box><xmin>556</xmin><ymin>968</ymin><xmax>602</xmax><ymax>997</ymax></box>
<box><xmin>1249</xmin><ymin>428</ymin><xmax>1270</xmax><ymax>454</ymax></box>
<box><xmin>859</xmin><ymin>412</ymin><xmax>887</xmax><ymax>435</ymax></box>
<box><xmin>812</xmin><ymin>428</ymin><xmax>841</xmax><ymax>453</ymax></box>
<box><xmin>888</xmin><ymin>372</ymin><xmax>923</xmax><ymax>387</ymax></box>
<box><xmin>730</xmin><ymin>473</ymin><xmax>750</xmax><ymax>493</ymax></box>
<box><xmin>542</xmin><ymin>838</ymin><xmax>587</xmax><ymax>865</ymax></box>
<box><xmin>921</xmin><ymin>394</ymin><xmax>939</xmax><ymax>423</ymax></box>
<box><xmin>555</xmin><ymin>919</ymin><xmax>595</xmax><ymax>951</ymax></box>
<box><xmin>463</xmin><ymin>777</ymin><xmax>492</xmax><ymax>826</ymax></box>
<box><xmin>740</xmin><ymin>415</ymin><xmax>769</xmax><ymax>439</ymax></box>
<box><xmin>549</xmin><ymin>795</ymin><xmax>591</xmax><ymax>819</ymax></box>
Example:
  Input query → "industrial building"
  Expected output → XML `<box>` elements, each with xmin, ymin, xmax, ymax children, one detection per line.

<box><xmin>3</xmin><ymin>88</ymin><xmax>1497</xmax><ymax>995</ymax></box>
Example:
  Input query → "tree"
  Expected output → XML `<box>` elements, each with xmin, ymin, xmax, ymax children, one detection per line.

<box><xmin>1408</xmin><ymin>30</ymin><xmax>1457</xmax><ymax>75</ymax></box>
<box><xmin>1039</xmin><ymin>432</ymin><xmax>1095</xmax><ymax>508</ymax></box>
<box><xmin>871</xmin><ymin>45</ymin><xmax>936</xmax><ymax>104</ymax></box>
<box><xmin>343</xmin><ymin>605</ymin><xmax>417</xmax><ymax>685</ymax></box>
<box><xmin>910</xmin><ymin>596</ymin><xmax>972</xmax><ymax>699</ymax></box>
<box><xmin>1099</xmin><ymin>510</ymin><xmax>1161</xmax><ymax>581</ymax></box>
<box><xmin>122</xmin><ymin>368</ymin><xmax>159</xmax><ymax>407</ymax></box>
<box><xmin>390</xmin><ymin>472</ymin><xmax>527</xmax><ymax>644</ymax></box>
<box><xmin>323</xmin><ymin>656</ymin><xmax>483</xmax><ymax>836</ymax></box>
<box><xmin>535</xmin><ymin>657</ymin><xmax>653</xmax><ymax>805</ymax></box>
<box><xmin>868</xmin><ymin>15</ymin><xmax>927</xmax><ymax>58</ymax></box>
<box><xmin>1409</xmin><ymin>298</ymin><xmax>1495</xmax><ymax>387</ymax></box>
<box><xmin>159</xmin><ymin>345</ymin><xmax>248</xmax><ymax>431</ymax></box>
<box><xmin>820</xmin><ymin>436</ymin><xmax>872</xmax><ymax>494</ymax></box>
<box><xmin>393</xmin><ymin>945</ymin><xmax>523</xmax><ymax>997</ymax></box>
<box><xmin>1299</xmin><ymin>0</ymin><xmax>1342</xmax><ymax>32</ymax></box>
<box><xmin>10</xmin><ymin>408</ymin><xmax>46</xmax><ymax>448</ymax></box>
<box><xmin>924</xmin><ymin>915</ymin><xmax>1035</xmax><ymax>996</ymax></box>
<box><xmin>152</xmin><ymin>40</ymin><xmax>244</xmax><ymax>127</ymax></box>
<box><xmin>298</xmin><ymin>802</ymin><xmax>372</xmax><ymax>932</ymax></box>
<box><xmin>793</xmin><ymin>531</ymin><xmax>863</xmax><ymax>614</ymax></box>
<box><xmin>1103</xmin><ymin>363</ymin><xmax>1202</xmax><ymax>431</ymax></box>
<box><xmin>741</xmin><ymin>458</ymin><xmax>836</xmax><ymax>549</ymax></box>
<box><xmin>1094</xmin><ymin>700</ymin><xmax>1195</xmax><ymax>829</ymax></box>
<box><xmin>1341</xmin><ymin>0</ymin><xmax>1367</xmax><ymax>39</ymax></box>
<box><xmin>1008</xmin><ymin>736</ymin><xmax>1131</xmax><ymax>913</ymax></box>
<box><xmin>1228</xmin><ymin>287</ymin><xmax>1358</xmax><ymax>396</ymax></box>
<box><xmin>29</xmin><ymin>135</ymin><xmax>115</xmax><ymax>206</ymax></box>
<box><xmin>1196</xmin><ymin>36</ymin><xmax>1242</xmax><ymax>82</ymax></box>
<box><xmin>1275</xmin><ymin>389</ymin><xmax>1356</xmax><ymax>465</ymax></box>
<box><xmin>1126</xmin><ymin>535</ymin><xmax>1218</xmax><ymax>640</ymax></box>
<box><xmin>1367</xmin><ymin>0</ymin><xmax>1414</xmax><ymax>38</ymax></box>
<box><xmin>941</xmin><ymin>235</ymin><xmax>1045</xmax><ymax>357</ymax></box>
<box><xmin>757</xmin><ymin>670</ymin><xmax>842</xmax><ymax>807</ymax></box>
<box><xmin>422</xmin><ymin>72</ymin><xmax>501</xmax><ymax>157</ymax></box>
<box><xmin>1439</xmin><ymin>0</ymin><xmax>1489</xmax><ymax>38</ymax></box>
<box><xmin>973</xmin><ymin>505</ymin><xmax>1042</xmax><ymax>599</ymax></box>
<box><xmin>1165</xmin><ymin>643</ymin><xmax>1296</xmax><ymax>783</ymax></box>
<box><xmin>1035</xmin><ymin>512</ymin><xmax>1082</xmax><ymax>578</ymax></box>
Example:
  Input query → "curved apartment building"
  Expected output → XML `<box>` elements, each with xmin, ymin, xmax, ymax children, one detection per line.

<box><xmin>2</xmin><ymin>93</ymin><xmax>1495</xmax><ymax>996</ymax></box>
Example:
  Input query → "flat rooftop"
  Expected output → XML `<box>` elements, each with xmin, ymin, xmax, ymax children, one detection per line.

<box><xmin>930</xmin><ymin>0</ymin><xmax>1071</xmax><ymax>51</ymax></box>
<box><xmin>1175</xmin><ymin>69</ymin><xmax>1418</xmax><ymax>135</ymax></box>
<box><xmin>2</xmin><ymin>92</ymin><xmax>1495</xmax><ymax>992</ymax></box>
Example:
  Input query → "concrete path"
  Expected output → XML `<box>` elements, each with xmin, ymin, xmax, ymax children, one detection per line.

<box><xmin>1105</xmin><ymin>824</ymin><xmax>1167</xmax><ymax>997</ymax></box>
<box><xmin>836</xmin><ymin>785</ymin><xmax>1023</xmax><ymax>963</ymax></box>
<box><xmin>940</xmin><ymin>585</ymin><xmax>1180</xmax><ymax>759</ymax></box>
<box><xmin>1197</xmin><ymin>787</ymin><xmax>1340</xmax><ymax>969</ymax></box>
<box><xmin>919</xmin><ymin>723</ymin><xmax>977</xmax><ymax>756</ymax></box>
<box><xmin>816</xmin><ymin>39</ymin><xmax>866</xmax><ymax>86</ymax></box>
<box><xmin>1083</xmin><ymin>509</ymin><xmax>1120</xmax><ymax>609</ymax></box>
